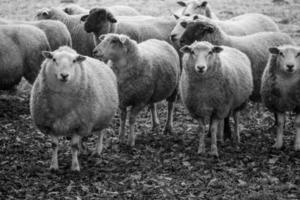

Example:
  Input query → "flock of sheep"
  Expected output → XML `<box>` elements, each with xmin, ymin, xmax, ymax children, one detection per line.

<box><xmin>1</xmin><ymin>0</ymin><xmax>299</xmax><ymax>171</ymax></box>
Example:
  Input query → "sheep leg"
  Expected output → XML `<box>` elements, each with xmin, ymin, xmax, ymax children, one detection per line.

<box><xmin>210</xmin><ymin>118</ymin><xmax>219</xmax><ymax>157</ymax></box>
<box><xmin>164</xmin><ymin>101</ymin><xmax>174</xmax><ymax>134</ymax></box>
<box><xmin>294</xmin><ymin>114</ymin><xmax>300</xmax><ymax>151</ymax></box>
<box><xmin>272</xmin><ymin>112</ymin><xmax>285</xmax><ymax>149</ymax></box>
<box><xmin>49</xmin><ymin>135</ymin><xmax>59</xmax><ymax>171</ymax></box>
<box><xmin>223</xmin><ymin>116</ymin><xmax>232</xmax><ymax>141</ymax></box>
<box><xmin>93</xmin><ymin>131</ymin><xmax>105</xmax><ymax>156</ymax></box>
<box><xmin>149</xmin><ymin>103</ymin><xmax>160</xmax><ymax>131</ymax></box>
<box><xmin>197</xmin><ymin>118</ymin><xmax>206</xmax><ymax>154</ymax></box>
<box><xmin>217</xmin><ymin>119</ymin><xmax>224</xmax><ymax>143</ymax></box>
<box><xmin>128</xmin><ymin>105</ymin><xmax>143</xmax><ymax>147</ymax></box>
<box><xmin>119</xmin><ymin>108</ymin><xmax>127</xmax><ymax>144</ymax></box>
<box><xmin>71</xmin><ymin>134</ymin><xmax>81</xmax><ymax>171</ymax></box>
<box><xmin>233</xmin><ymin>111</ymin><xmax>240</xmax><ymax>145</ymax></box>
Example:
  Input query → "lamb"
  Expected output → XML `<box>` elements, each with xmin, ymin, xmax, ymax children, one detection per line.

<box><xmin>81</xmin><ymin>8</ymin><xmax>176</xmax><ymax>45</ymax></box>
<box><xmin>261</xmin><ymin>45</ymin><xmax>300</xmax><ymax>151</ymax></box>
<box><xmin>36</xmin><ymin>7</ymin><xmax>94</xmax><ymax>56</ymax></box>
<box><xmin>93</xmin><ymin>34</ymin><xmax>180</xmax><ymax>146</ymax></box>
<box><xmin>170</xmin><ymin>13</ymin><xmax>279</xmax><ymax>46</ymax></box>
<box><xmin>0</xmin><ymin>18</ymin><xmax>72</xmax><ymax>51</ymax></box>
<box><xmin>63</xmin><ymin>4</ymin><xmax>140</xmax><ymax>16</ymax></box>
<box><xmin>0</xmin><ymin>25</ymin><xmax>50</xmax><ymax>90</ymax></box>
<box><xmin>30</xmin><ymin>46</ymin><xmax>119</xmax><ymax>171</ymax></box>
<box><xmin>179</xmin><ymin>41</ymin><xmax>253</xmax><ymax>157</ymax></box>
<box><xmin>176</xmin><ymin>0</ymin><xmax>218</xmax><ymax>19</ymax></box>
<box><xmin>179</xmin><ymin>20</ymin><xmax>294</xmax><ymax>102</ymax></box>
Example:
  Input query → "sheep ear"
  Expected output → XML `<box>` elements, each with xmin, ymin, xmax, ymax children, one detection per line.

<box><xmin>177</xmin><ymin>1</ymin><xmax>187</xmax><ymax>7</ymax></box>
<box><xmin>41</xmin><ymin>10</ymin><xmax>49</xmax><ymax>17</ymax></box>
<box><xmin>200</xmin><ymin>1</ymin><xmax>208</xmax><ymax>7</ymax></box>
<box><xmin>98</xmin><ymin>34</ymin><xmax>106</xmax><ymax>42</ymax></box>
<box><xmin>269</xmin><ymin>47</ymin><xmax>280</xmax><ymax>55</ymax></box>
<box><xmin>80</xmin><ymin>14</ymin><xmax>89</xmax><ymax>22</ymax></box>
<box><xmin>107</xmin><ymin>12</ymin><xmax>117</xmax><ymax>23</ymax></box>
<box><xmin>75</xmin><ymin>55</ymin><xmax>86</xmax><ymax>63</ymax></box>
<box><xmin>180</xmin><ymin>45</ymin><xmax>192</xmax><ymax>54</ymax></box>
<box><xmin>42</xmin><ymin>51</ymin><xmax>53</xmax><ymax>59</ymax></box>
<box><xmin>204</xmin><ymin>25</ymin><xmax>214</xmax><ymax>33</ymax></box>
<box><xmin>63</xmin><ymin>7</ymin><xmax>70</xmax><ymax>14</ymax></box>
<box><xmin>173</xmin><ymin>14</ymin><xmax>180</xmax><ymax>20</ymax></box>
<box><xmin>193</xmin><ymin>15</ymin><xmax>199</xmax><ymax>20</ymax></box>
<box><xmin>212</xmin><ymin>46</ymin><xmax>223</xmax><ymax>53</ymax></box>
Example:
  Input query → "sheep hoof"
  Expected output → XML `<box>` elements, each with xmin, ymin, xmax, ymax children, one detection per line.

<box><xmin>197</xmin><ymin>147</ymin><xmax>205</xmax><ymax>155</ymax></box>
<box><xmin>152</xmin><ymin>125</ymin><xmax>160</xmax><ymax>134</ymax></box>
<box><xmin>71</xmin><ymin>165</ymin><xmax>80</xmax><ymax>172</ymax></box>
<box><xmin>272</xmin><ymin>142</ymin><xmax>283</xmax><ymax>150</ymax></box>
<box><xmin>209</xmin><ymin>151</ymin><xmax>219</xmax><ymax>158</ymax></box>
<box><xmin>163</xmin><ymin>126</ymin><xmax>173</xmax><ymax>134</ymax></box>
<box><xmin>49</xmin><ymin>165</ymin><xmax>59</xmax><ymax>171</ymax></box>
<box><xmin>127</xmin><ymin>139</ymin><xmax>135</xmax><ymax>147</ymax></box>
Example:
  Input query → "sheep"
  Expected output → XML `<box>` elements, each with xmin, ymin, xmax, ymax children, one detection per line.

<box><xmin>179</xmin><ymin>41</ymin><xmax>253</xmax><ymax>156</ymax></box>
<box><xmin>176</xmin><ymin>0</ymin><xmax>218</xmax><ymax>19</ymax></box>
<box><xmin>81</xmin><ymin>8</ymin><xmax>176</xmax><ymax>45</ymax></box>
<box><xmin>0</xmin><ymin>18</ymin><xmax>72</xmax><ymax>51</ymax></box>
<box><xmin>93</xmin><ymin>33</ymin><xmax>180</xmax><ymax>146</ymax></box>
<box><xmin>261</xmin><ymin>45</ymin><xmax>300</xmax><ymax>151</ymax></box>
<box><xmin>63</xmin><ymin>4</ymin><xmax>140</xmax><ymax>16</ymax></box>
<box><xmin>36</xmin><ymin>7</ymin><xmax>94</xmax><ymax>56</ymax></box>
<box><xmin>170</xmin><ymin>13</ymin><xmax>279</xmax><ymax>46</ymax></box>
<box><xmin>179</xmin><ymin>20</ymin><xmax>294</xmax><ymax>102</ymax></box>
<box><xmin>30</xmin><ymin>46</ymin><xmax>119</xmax><ymax>171</ymax></box>
<box><xmin>0</xmin><ymin>25</ymin><xmax>50</xmax><ymax>90</ymax></box>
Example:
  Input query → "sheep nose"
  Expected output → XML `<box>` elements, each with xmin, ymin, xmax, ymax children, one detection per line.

<box><xmin>170</xmin><ymin>34</ymin><xmax>177</xmax><ymax>42</ymax></box>
<box><xmin>287</xmin><ymin>64</ymin><xmax>294</xmax><ymax>70</ymax></box>
<box><xmin>196</xmin><ymin>65</ymin><xmax>205</xmax><ymax>73</ymax></box>
<box><xmin>60</xmin><ymin>73</ymin><xmax>69</xmax><ymax>81</ymax></box>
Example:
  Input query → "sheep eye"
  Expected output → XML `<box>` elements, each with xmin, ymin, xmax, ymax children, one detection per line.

<box><xmin>190</xmin><ymin>50</ymin><xmax>195</xmax><ymax>55</ymax></box>
<box><xmin>296</xmin><ymin>52</ymin><xmax>300</xmax><ymax>57</ymax></box>
<box><xmin>52</xmin><ymin>58</ymin><xmax>56</xmax><ymax>62</ymax></box>
<box><xmin>208</xmin><ymin>51</ymin><xmax>213</xmax><ymax>55</ymax></box>
<box><xmin>279</xmin><ymin>52</ymin><xmax>284</xmax><ymax>57</ymax></box>
<box><xmin>111</xmin><ymin>39</ymin><xmax>118</xmax><ymax>44</ymax></box>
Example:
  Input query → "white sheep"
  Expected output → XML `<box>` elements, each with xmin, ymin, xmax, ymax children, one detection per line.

<box><xmin>0</xmin><ymin>18</ymin><xmax>72</xmax><ymax>51</ymax></box>
<box><xmin>30</xmin><ymin>46</ymin><xmax>119</xmax><ymax>171</ymax></box>
<box><xmin>81</xmin><ymin>8</ymin><xmax>176</xmax><ymax>45</ymax></box>
<box><xmin>179</xmin><ymin>20</ymin><xmax>295</xmax><ymax>102</ymax></box>
<box><xmin>0</xmin><ymin>24</ymin><xmax>50</xmax><ymax>90</ymax></box>
<box><xmin>176</xmin><ymin>0</ymin><xmax>218</xmax><ymax>19</ymax></box>
<box><xmin>261</xmin><ymin>45</ymin><xmax>300</xmax><ymax>151</ymax></box>
<box><xmin>170</xmin><ymin>13</ymin><xmax>279</xmax><ymax>46</ymax></box>
<box><xmin>180</xmin><ymin>41</ymin><xmax>253</xmax><ymax>157</ymax></box>
<box><xmin>63</xmin><ymin>4</ymin><xmax>140</xmax><ymax>16</ymax></box>
<box><xmin>36</xmin><ymin>7</ymin><xmax>94</xmax><ymax>56</ymax></box>
<box><xmin>93</xmin><ymin>34</ymin><xmax>180</xmax><ymax>146</ymax></box>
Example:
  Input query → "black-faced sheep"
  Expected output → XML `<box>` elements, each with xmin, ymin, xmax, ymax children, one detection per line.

<box><xmin>170</xmin><ymin>13</ymin><xmax>279</xmax><ymax>46</ymax></box>
<box><xmin>30</xmin><ymin>46</ymin><xmax>119</xmax><ymax>171</ymax></box>
<box><xmin>180</xmin><ymin>41</ymin><xmax>253</xmax><ymax>157</ymax></box>
<box><xmin>0</xmin><ymin>18</ymin><xmax>72</xmax><ymax>51</ymax></box>
<box><xmin>93</xmin><ymin>34</ymin><xmax>180</xmax><ymax>146</ymax></box>
<box><xmin>0</xmin><ymin>25</ymin><xmax>50</xmax><ymax>90</ymax></box>
<box><xmin>81</xmin><ymin>8</ymin><xmax>176</xmax><ymax>45</ymax></box>
<box><xmin>176</xmin><ymin>0</ymin><xmax>218</xmax><ymax>19</ymax></box>
<box><xmin>261</xmin><ymin>45</ymin><xmax>300</xmax><ymax>151</ymax></box>
<box><xmin>36</xmin><ymin>7</ymin><xmax>94</xmax><ymax>56</ymax></box>
<box><xmin>63</xmin><ymin>4</ymin><xmax>140</xmax><ymax>16</ymax></box>
<box><xmin>179</xmin><ymin>20</ymin><xmax>294</xmax><ymax>102</ymax></box>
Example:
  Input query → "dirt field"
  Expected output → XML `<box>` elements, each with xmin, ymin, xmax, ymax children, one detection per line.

<box><xmin>0</xmin><ymin>0</ymin><xmax>300</xmax><ymax>199</ymax></box>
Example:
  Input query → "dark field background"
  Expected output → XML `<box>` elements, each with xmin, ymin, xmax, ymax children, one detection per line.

<box><xmin>0</xmin><ymin>0</ymin><xmax>300</xmax><ymax>199</ymax></box>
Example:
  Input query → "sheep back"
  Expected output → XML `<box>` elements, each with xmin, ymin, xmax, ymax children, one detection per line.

<box><xmin>0</xmin><ymin>25</ymin><xmax>50</xmax><ymax>89</ymax></box>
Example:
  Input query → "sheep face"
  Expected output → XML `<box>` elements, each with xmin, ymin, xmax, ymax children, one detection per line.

<box><xmin>36</xmin><ymin>8</ymin><xmax>52</xmax><ymax>20</ymax></box>
<box><xmin>180</xmin><ymin>41</ymin><xmax>222</xmax><ymax>75</ymax></box>
<box><xmin>269</xmin><ymin>46</ymin><xmax>300</xmax><ymax>74</ymax></box>
<box><xmin>177</xmin><ymin>0</ymin><xmax>209</xmax><ymax>17</ymax></box>
<box><xmin>81</xmin><ymin>8</ymin><xmax>117</xmax><ymax>36</ymax></box>
<box><xmin>42</xmin><ymin>48</ymin><xmax>86</xmax><ymax>83</ymax></box>
<box><xmin>93</xmin><ymin>34</ymin><xmax>127</xmax><ymax>63</ymax></box>
<box><xmin>180</xmin><ymin>20</ymin><xmax>222</xmax><ymax>47</ymax></box>
<box><xmin>171</xmin><ymin>15</ymin><xmax>196</xmax><ymax>44</ymax></box>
